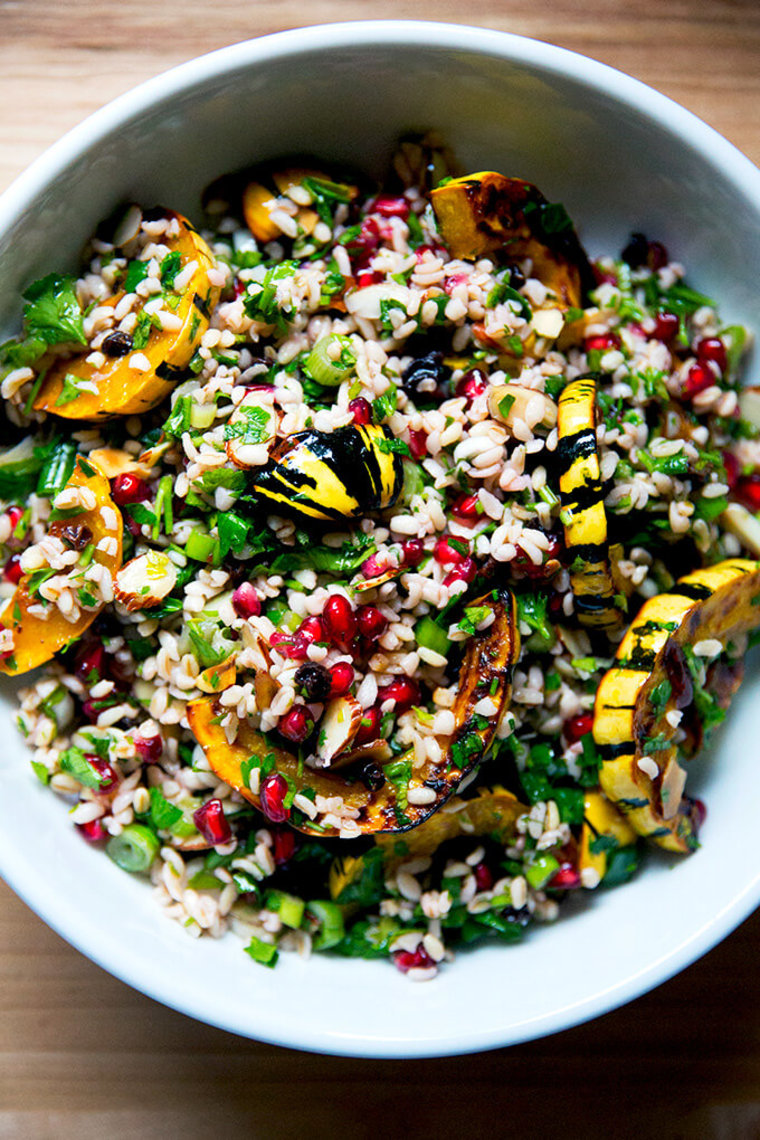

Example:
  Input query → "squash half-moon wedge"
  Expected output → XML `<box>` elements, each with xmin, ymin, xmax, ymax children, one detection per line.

<box><xmin>187</xmin><ymin>587</ymin><xmax>520</xmax><ymax>836</ymax></box>
<box><xmin>557</xmin><ymin>374</ymin><xmax>625</xmax><ymax>633</ymax></box>
<box><xmin>430</xmin><ymin>171</ymin><xmax>595</xmax><ymax>309</ymax></box>
<box><xmin>34</xmin><ymin>211</ymin><xmax>220</xmax><ymax>420</ymax></box>
<box><xmin>593</xmin><ymin>558</ymin><xmax>760</xmax><ymax>853</ymax></box>
<box><xmin>0</xmin><ymin>456</ymin><xmax>123</xmax><ymax>675</ymax></box>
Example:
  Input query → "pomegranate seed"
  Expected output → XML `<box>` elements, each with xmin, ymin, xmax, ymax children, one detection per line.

<box><xmin>272</xmin><ymin>827</ymin><xmax>296</xmax><ymax>865</ymax></box>
<box><xmin>689</xmin><ymin>796</ymin><xmax>707</xmax><ymax>834</ymax></box>
<box><xmin>125</xmin><ymin>515</ymin><xmax>143</xmax><ymax>538</ymax></box>
<box><xmin>682</xmin><ymin>362</ymin><xmax>715</xmax><ymax>399</ymax></box>
<box><xmin>277</xmin><ymin>705</ymin><xmax>314</xmax><ymax>744</ymax></box>
<box><xmin>548</xmin><ymin>591</ymin><xmax>566</xmax><ymax>621</ymax></box>
<box><xmin>393</xmin><ymin>946</ymin><xmax>435</xmax><ymax>973</ymax></box>
<box><xmin>514</xmin><ymin>534</ymin><xmax>563</xmax><ymax>579</ymax></box>
<box><xmin>444</xmin><ymin>272</ymin><xmax>468</xmax><ymax>296</ymax></box>
<box><xmin>401</xmin><ymin>539</ymin><xmax>425</xmax><ymax>568</ymax></box>
<box><xmin>297</xmin><ymin>616</ymin><xmax>326</xmax><ymax>645</ymax></box>
<box><xmin>357</xmin><ymin>270</ymin><xmax>382</xmax><ymax>288</ymax></box>
<box><xmin>3</xmin><ymin>554</ymin><xmax>23</xmax><ymax>584</ymax></box>
<box><xmin>81</xmin><ymin>700</ymin><xmax>101</xmax><ymax>724</ymax></box>
<box><xmin>374</xmin><ymin>194</ymin><xmax>409</xmax><ymax>218</ymax></box>
<box><xmin>232</xmin><ymin>582</ymin><xmax>261</xmax><ymax>619</ymax></box>
<box><xmin>4</xmin><ymin>505</ymin><xmax>24</xmax><ymax>549</ymax></box>
<box><xmin>647</xmin><ymin>240</ymin><xmax>668</xmax><ymax>269</ymax></box>
<box><xmin>443</xmin><ymin>556</ymin><xmax>477</xmax><ymax>588</ymax></box>
<box><xmin>653</xmin><ymin>312</ymin><xmax>679</xmax><ymax>342</ymax></box>
<box><xmin>379</xmin><ymin>677</ymin><xmax>420</xmax><ymax>714</ymax></box>
<box><xmin>323</xmin><ymin>595</ymin><xmax>357</xmax><ymax>645</ymax></box>
<box><xmin>361</xmin><ymin>553</ymin><xmax>390</xmax><ymax>579</ymax></box>
<box><xmin>111</xmin><ymin>472</ymin><xmax>150</xmax><ymax>505</ymax></box>
<box><xmin>74</xmin><ymin>642</ymin><xmax>106</xmax><ymax>682</ymax></box>
<box><xmin>77</xmin><ymin>819</ymin><xmax>108</xmax><ymax>843</ymax></box>
<box><xmin>696</xmin><ymin>337</ymin><xmax>728</xmax><ymax>374</ymax></box>
<box><xmin>133</xmin><ymin>732</ymin><xmax>163</xmax><ymax>764</ymax></box>
<box><xmin>474</xmin><ymin>863</ymin><xmax>493</xmax><ymax>891</ymax></box>
<box><xmin>722</xmin><ymin>450</ymin><xmax>740</xmax><ymax>491</ymax></box>
<box><xmin>260</xmin><ymin>772</ymin><xmax>291</xmax><ymax>823</ymax></box>
<box><xmin>357</xmin><ymin>605</ymin><xmax>387</xmax><ymax>642</ymax></box>
<box><xmin>348</xmin><ymin>397</ymin><xmax>372</xmax><ymax>425</ymax></box>
<box><xmin>435</xmin><ymin>536</ymin><xmax>469</xmax><ymax>565</ymax></box>
<box><xmin>329</xmin><ymin>661</ymin><xmax>355</xmax><ymax>697</ymax></box>
<box><xmin>193</xmin><ymin>798</ymin><xmax>232</xmax><ymax>845</ymax></box>
<box><xmin>735</xmin><ymin>475</ymin><xmax>760</xmax><ymax>512</ymax></box>
<box><xmin>269</xmin><ymin>630</ymin><xmax>304</xmax><ymax>660</ymax></box>
<box><xmin>564</xmin><ymin>712</ymin><xmax>594</xmax><ymax>744</ymax></box>
<box><xmin>455</xmin><ymin>369</ymin><xmax>488</xmax><ymax>402</ymax></box>
<box><xmin>87</xmin><ymin>755</ymin><xmax>118</xmax><ymax>792</ymax></box>
<box><xmin>550</xmin><ymin>863</ymin><xmax>582</xmax><ymax>890</ymax></box>
<box><xmin>585</xmin><ymin>333</ymin><xmax>620</xmax><ymax>353</ymax></box>
<box><xmin>346</xmin><ymin>216</ymin><xmax>381</xmax><ymax>268</ymax></box>
<box><xmin>451</xmin><ymin>493</ymin><xmax>479</xmax><ymax>520</ymax></box>
<box><xmin>354</xmin><ymin>705</ymin><xmax>381</xmax><ymax>746</ymax></box>
<box><xmin>408</xmin><ymin>429</ymin><xmax>427</xmax><ymax>460</ymax></box>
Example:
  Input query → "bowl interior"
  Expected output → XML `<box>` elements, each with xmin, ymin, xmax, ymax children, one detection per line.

<box><xmin>1</xmin><ymin>22</ymin><xmax>759</xmax><ymax>1056</ymax></box>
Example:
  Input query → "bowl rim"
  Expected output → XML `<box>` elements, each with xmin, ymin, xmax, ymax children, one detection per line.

<box><xmin>2</xmin><ymin>20</ymin><xmax>760</xmax><ymax>1058</ymax></box>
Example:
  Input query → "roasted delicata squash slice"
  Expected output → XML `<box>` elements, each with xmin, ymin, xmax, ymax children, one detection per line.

<box><xmin>246</xmin><ymin>424</ymin><xmax>403</xmax><ymax>522</ymax></box>
<box><xmin>430</xmin><ymin>171</ymin><xmax>595</xmax><ymax>310</ymax></box>
<box><xmin>0</xmin><ymin>456</ymin><xmax>123</xmax><ymax>675</ymax></box>
<box><xmin>593</xmin><ymin>558</ymin><xmax>760</xmax><ymax>853</ymax></box>
<box><xmin>243</xmin><ymin>168</ymin><xmax>359</xmax><ymax>243</ymax></box>
<box><xmin>578</xmin><ymin>790</ymin><xmax>637</xmax><ymax>883</ymax></box>
<box><xmin>557</xmin><ymin>375</ymin><xmax>625</xmax><ymax>633</ymax></box>
<box><xmin>34</xmin><ymin>211</ymin><xmax>220</xmax><ymax>420</ymax></box>
<box><xmin>187</xmin><ymin>588</ymin><xmax>520</xmax><ymax>836</ymax></box>
<box><xmin>375</xmin><ymin>786</ymin><xmax>527</xmax><ymax>864</ymax></box>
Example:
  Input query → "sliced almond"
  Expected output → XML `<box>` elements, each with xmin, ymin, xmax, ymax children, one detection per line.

<box><xmin>328</xmin><ymin>738</ymin><xmax>393</xmax><ymax>771</ymax></box>
<box><xmin>530</xmin><ymin>307</ymin><xmax>564</xmax><ymax>340</ymax></box>
<box><xmin>352</xmin><ymin>567</ymin><xmax>403</xmax><ymax>593</ymax></box>
<box><xmin>225</xmin><ymin>392</ymin><xmax>278</xmax><ymax>469</ymax></box>
<box><xmin>89</xmin><ymin>446</ymin><xmax>155</xmax><ymax>480</ymax></box>
<box><xmin>114</xmin><ymin>551</ymin><xmax>177</xmax><ymax>611</ymax></box>
<box><xmin>738</xmin><ymin>385</ymin><xmax>760</xmax><ymax>430</ymax></box>
<box><xmin>254</xmin><ymin>670</ymin><xmax>277</xmax><ymax>710</ymax></box>
<box><xmin>487</xmin><ymin>383</ymin><xmax>557</xmax><ymax>431</ymax></box>
<box><xmin>316</xmin><ymin>695</ymin><xmax>363</xmax><ymax>765</ymax></box>
<box><xmin>660</xmin><ymin>756</ymin><xmax>687</xmax><ymax>821</ymax></box>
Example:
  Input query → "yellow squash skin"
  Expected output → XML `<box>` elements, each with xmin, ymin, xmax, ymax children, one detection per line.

<box><xmin>557</xmin><ymin>375</ymin><xmax>624</xmax><ymax>632</ymax></box>
<box><xmin>593</xmin><ymin>559</ymin><xmax>760</xmax><ymax>852</ymax></box>
<box><xmin>249</xmin><ymin>424</ymin><xmax>402</xmax><ymax>522</ymax></box>
<box><xmin>187</xmin><ymin>588</ymin><xmax>520</xmax><ymax>837</ymax></box>
<box><xmin>430</xmin><ymin>171</ymin><xmax>593</xmax><ymax>309</ymax></box>
<box><xmin>0</xmin><ymin>457</ymin><xmax>123</xmax><ymax>675</ymax></box>
<box><xmin>34</xmin><ymin>212</ymin><xmax>220</xmax><ymax>420</ymax></box>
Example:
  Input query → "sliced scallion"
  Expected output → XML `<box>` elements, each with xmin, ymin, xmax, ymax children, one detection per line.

<box><xmin>303</xmin><ymin>334</ymin><xmax>356</xmax><ymax>387</ymax></box>
<box><xmin>106</xmin><ymin>824</ymin><xmax>160</xmax><ymax>874</ymax></box>
<box><xmin>307</xmin><ymin>899</ymin><xmax>345</xmax><ymax>950</ymax></box>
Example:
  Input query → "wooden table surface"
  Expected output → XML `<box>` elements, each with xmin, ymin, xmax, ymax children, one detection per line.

<box><xmin>1</xmin><ymin>2</ymin><xmax>760</xmax><ymax>1136</ymax></box>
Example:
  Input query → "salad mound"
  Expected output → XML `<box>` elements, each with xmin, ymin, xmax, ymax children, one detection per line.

<box><xmin>0</xmin><ymin>135</ymin><xmax>758</xmax><ymax>979</ymax></box>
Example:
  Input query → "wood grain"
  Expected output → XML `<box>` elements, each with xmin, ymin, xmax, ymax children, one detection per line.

<box><xmin>0</xmin><ymin>2</ymin><xmax>759</xmax><ymax>1136</ymax></box>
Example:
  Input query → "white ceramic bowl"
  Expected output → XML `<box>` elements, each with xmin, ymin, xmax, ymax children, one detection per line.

<box><xmin>1</xmin><ymin>21</ymin><xmax>759</xmax><ymax>1058</ymax></box>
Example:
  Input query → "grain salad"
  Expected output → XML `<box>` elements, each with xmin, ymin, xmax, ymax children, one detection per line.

<box><xmin>1</xmin><ymin>134</ymin><xmax>759</xmax><ymax>979</ymax></box>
